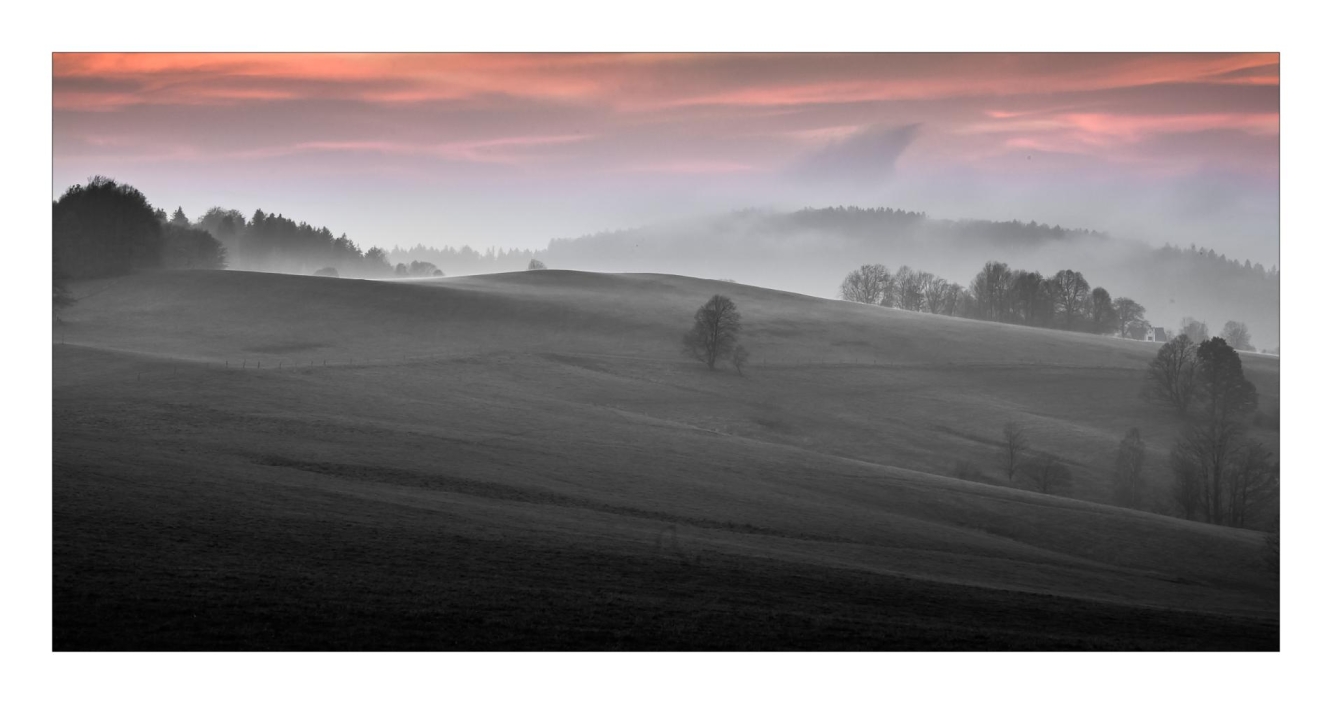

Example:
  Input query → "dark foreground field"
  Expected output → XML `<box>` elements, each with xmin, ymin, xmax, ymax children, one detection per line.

<box><xmin>52</xmin><ymin>270</ymin><xmax>1279</xmax><ymax>650</ymax></box>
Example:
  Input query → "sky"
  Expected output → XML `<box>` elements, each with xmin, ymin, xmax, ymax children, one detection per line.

<box><xmin>52</xmin><ymin>53</ymin><xmax>1279</xmax><ymax>262</ymax></box>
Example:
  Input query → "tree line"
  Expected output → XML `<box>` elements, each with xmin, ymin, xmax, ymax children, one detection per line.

<box><xmin>54</xmin><ymin>177</ymin><xmax>227</xmax><ymax>281</ymax></box>
<box><xmin>53</xmin><ymin>176</ymin><xmax>404</xmax><ymax>283</ymax></box>
<box><xmin>389</xmin><ymin>244</ymin><xmax>540</xmax><ymax>276</ymax></box>
<box><xmin>838</xmin><ymin>261</ymin><xmax>1151</xmax><ymax>337</ymax></box>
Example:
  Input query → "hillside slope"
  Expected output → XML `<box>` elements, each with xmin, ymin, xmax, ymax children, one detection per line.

<box><xmin>52</xmin><ymin>270</ymin><xmax>1279</xmax><ymax>649</ymax></box>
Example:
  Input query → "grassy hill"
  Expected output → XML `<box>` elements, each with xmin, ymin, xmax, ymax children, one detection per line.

<box><xmin>52</xmin><ymin>269</ymin><xmax>1280</xmax><ymax>650</ymax></box>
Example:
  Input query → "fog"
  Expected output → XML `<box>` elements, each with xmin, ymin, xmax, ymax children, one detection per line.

<box><xmin>52</xmin><ymin>53</ymin><xmax>1279</xmax><ymax>345</ymax></box>
<box><xmin>525</xmin><ymin>206</ymin><xmax>1279</xmax><ymax>351</ymax></box>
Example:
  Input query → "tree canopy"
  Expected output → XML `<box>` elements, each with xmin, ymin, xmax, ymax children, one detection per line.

<box><xmin>682</xmin><ymin>295</ymin><xmax>743</xmax><ymax>371</ymax></box>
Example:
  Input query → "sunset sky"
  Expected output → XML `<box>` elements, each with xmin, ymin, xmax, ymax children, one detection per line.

<box><xmin>52</xmin><ymin>53</ymin><xmax>1280</xmax><ymax>261</ymax></box>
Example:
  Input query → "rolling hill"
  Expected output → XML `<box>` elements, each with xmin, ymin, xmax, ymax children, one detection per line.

<box><xmin>52</xmin><ymin>269</ymin><xmax>1280</xmax><ymax>650</ymax></box>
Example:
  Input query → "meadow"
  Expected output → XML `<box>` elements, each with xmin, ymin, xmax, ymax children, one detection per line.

<box><xmin>52</xmin><ymin>270</ymin><xmax>1279</xmax><ymax>649</ymax></box>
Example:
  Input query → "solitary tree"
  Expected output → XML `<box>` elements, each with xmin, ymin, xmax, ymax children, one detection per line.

<box><xmin>1143</xmin><ymin>334</ymin><xmax>1199</xmax><ymax>415</ymax></box>
<box><xmin>1025</xmin><ymin>456</ymin><xmax>1072</xmax><ymax>495</ymax></box>
<box><xmin>1000</xmin><ymin>422</ymin><xmax>1030</xmax><ymax>481</ymax></box>
<box><xmin>682</xmin><ymin>295</ymin><xmax>742</xmax><ymax>370</ymax></box>
<box><xmin>1112</xmin><ymin>428</ymin><xmax>1147</xmax><ymax>509</ymax></box>
<box><xmin>838</xmin><ymin>264</ymin><xmax>892</xmax><ymax>305</ymax></box>
<box><xmin>528</xmin><ymin>259</ymin><xmax>548</xmax><ymax>270</ymax></box>
<box><xmin>1221</xmin><ymin>321</ymin><xmax>1254</xmax><ymax>351</ymax></box>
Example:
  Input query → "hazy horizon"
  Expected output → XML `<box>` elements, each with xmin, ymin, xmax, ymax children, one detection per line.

<box><xmin>53</xmin><ymin>53</ymin><xmax>1279</xmax><ymax>263</ymax></box>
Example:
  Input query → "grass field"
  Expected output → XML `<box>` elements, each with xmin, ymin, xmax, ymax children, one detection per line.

<box><xmin>52</xmin><ymin>270</ymin><xmax>1280</xmax><ymax>650</ymax></box>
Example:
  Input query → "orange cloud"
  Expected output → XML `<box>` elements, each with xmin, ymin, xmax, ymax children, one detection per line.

<box><xmin>54</xmin><ymin>52</ymin><xmax>1279</xmax><ymax>112</ymax></box>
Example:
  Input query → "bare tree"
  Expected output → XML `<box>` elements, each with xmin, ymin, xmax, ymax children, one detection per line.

<box><xmin>969</xmin><ymin>261</ymin><xmax>1012</xmax><ymax>321</ymax></box>
<box><xmin>1051</xmin><ymin>269</ymin><xmax>1090</xmax><ymax>329</ymax></box>
<box><xmin>1168</xmin><ymin>338</ymin><xmax>1263</xmax><ymax>525</ymax></box>
<box><xmin>1169</xmin><ymin>443</ymin><xmax>1204</xmax><ymax>520</ymax></box>
<box><xmin>1112</xmin><ymin>428</ymin><xmax>1147</xmax><ymax>509</ymax></box>
<box><xmin>922</xmin><ymin>274</ymin><xmax>950</xmax><ymax>314</ymax></box>
<box><xmin>682</xmin><ymin>295</ymin><xmax>742</xmax><ymax>371</ymax></box>
<box><xmin>1000</xmin><ymin>422</ymin><xmax>1030</xmax><ymax>482</ymax></box>
<box><xmin>731</xmin><ymin>344</ymin><xmax>750</xmax><ymax>376</ymax></box>
<box><xmin>894</xmin><ymin>266</ymin><xmax>926</xmax><ymax>312</ymax></box>
<box><xmin>940</xmin><ymin>283</ymin><xmax>964</xmax><ymax>317</ymax></box>
<box><xmin>1225</xmin><ymin>441</ymin><xmax>1278</xmax><ymax>528</ymax></box>
<box><xmin>1025</xmin><ymin>456</ymin><xmax>1072</xmax><ymax>495</ymax></box>
<box><xmin>1142</xmin><ymin>334</ymin><xmax>1199</xmax><ymax>415</ymax></box>
<box><xmin>838</xmin><ymin>264</ymin><xmax>892</xmax><ymax>305</ymax></box>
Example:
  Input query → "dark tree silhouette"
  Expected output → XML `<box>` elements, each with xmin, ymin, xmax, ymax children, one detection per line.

<box><xmin>1225</xmin><ymin>441</ymin><xmax>1278</xmax><ymax>529</ymax></box>
<box><xmin>1051</xmin><ymin>269</ymin><xmax>1089</xmax><ymax>329</ymax></box>
<box><xmin>894</xmin><ymin>266</ymin><xmax>926</xmax><ymax>312</ymax></box>
<box><xmin>1143</xmin><ymin>334</ymin><xmax>1199</xmax><ymax>415</ymax></box>
<box><xmin>528</xmin><ymin>259</ymin><xmax>548</xmax><ymax>270</ymax></box>
<box><xmin>1169</xmin><ymin>337</ymin><xmax>1262</xmax><ymax>525</ymax></box>
<box><xmin>1024</xmin><ymin>456</ymin><xmax>1072</xmax><ymax>495</ymax></box>
<box><xmin>162</xmin><ymin>224</ymin><xmax>227</xmax><ymax>270</ymax></box>
<box><xmin>682</xmin><ymin>295</ymin><xmax>742</xmax><ymax>371</ymax></box>
<box><xmin>53</xmin><ymin>176</ymin><xmax>163</xmax><ymax>279</ymax></box>
<box><xmin>1196</xmin><ymin>337</ymin><xmax>1258</xmax><ymax>425</ymax></box>
<box><xmin>1113</xmin><ymin>428</ymin><xmax>1147</xmax><ymax>509</ymax></box>
<box><xmin>969</xmin><ymin>261</ymin><xmax>1012</xmax><ymax>321</ymax></box>
<box><xmin>838</xmin><ymin>264</ymin><xmax>892</xmax><ymax>305</ymax></box>
<box><xmin>1113</xmin><ymin>297</ymin><xmax>1147</xmax><ymax>338</ymax></box>
<box><xmin>1088</xmin><ymin>286</ymin><xmax>1115</xmax><ymax>334</ymax></box>
<box><xmin>1000</xmin><ymin>422</ymin><xmax>1030</xmax><ymax>481</ymax></box>
<box><xmin>1009</xmin><ymin>270</ymin><xmax>1045</xmax><ymax>324</ymax></box>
